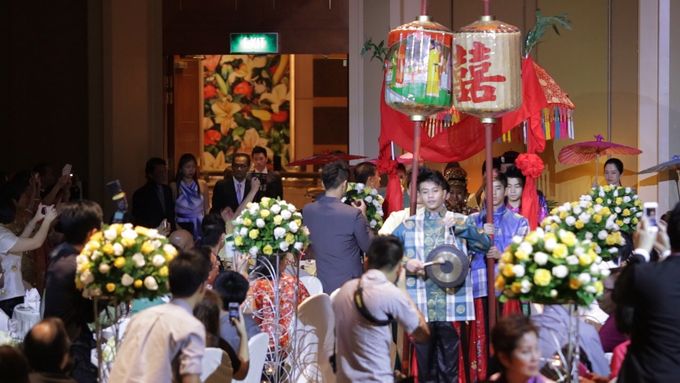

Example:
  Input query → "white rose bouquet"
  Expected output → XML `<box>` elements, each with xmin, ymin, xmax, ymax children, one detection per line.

<box><xmin>590</xmin><ymin>185</ymin><xmax>642</xmax><ymax>234</ymax></box>
<box><xmin>496</xmin><ymin>228</ymin><xmax>609</xmax><ymax>306</ymax></box>
<box><xmin>341</xmin><ymin>182</ymin><xmax>385</xmax><ymax>231</ymax></box>
<box><xmin>75</xmin><ymin>223</ymin><xmax>175</xmax><ymax>302</ymax></box>
<box><xmin>541</xmin><ymin>195</ymin><xmax>625</xmax><ymax>261</ymax></box>
<box><xmin>231</xmin><ymin>197</ymin><xmax>310</xmax><ymax>258</ymax></box>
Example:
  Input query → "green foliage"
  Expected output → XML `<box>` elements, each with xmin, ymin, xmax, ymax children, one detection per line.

<box><xmin>361</xmin><ymin>38</ymin><xmax>388</xmax><ymax>62</ymax></box>
<box><xmin>524</xmin><ymin>10</ymin><xmax>572</xmax><ymax>57</ymax></box>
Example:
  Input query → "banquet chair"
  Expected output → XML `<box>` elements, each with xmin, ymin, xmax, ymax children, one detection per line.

<box><xmin>200</xmin><ymin>347</ymin><xmax>229</xmax><ymax>383</ymax></box>
<box><xmin>0</xmin><ymin>309</ymin><xmax>8</xmax><ymax>332</ymax></box>
<box><xmin>329</xmin><ymin>288</ymin><xmax>340</xmax><ymax>303</ymax></box>
<box><xmin>300</xmin><ymin>276</ymin><xmax>323</xmax><ymax>296</ymax></box>
<box><xmin>291</xmin><ymin>293</ymin><xmax>336</xmax><ymax>383</ymax></box>
<box><xmin>233</xmin><ymin>332</ymin><xmax>269</xmax><ymax>383</ymax></box>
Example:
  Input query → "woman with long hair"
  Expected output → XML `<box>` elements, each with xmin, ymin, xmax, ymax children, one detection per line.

<box><xmin>170</xmin><ymin>154</ymin><xmax>209</xmax><ymax>240</ymax></box>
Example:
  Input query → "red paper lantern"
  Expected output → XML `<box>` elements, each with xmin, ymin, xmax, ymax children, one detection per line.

<box><xmin>453</xmin><ymin>16</ymin><xmax>522</xmax><ymax>119</ymax></box>
<box><xmin>385</xmin><ymin>16</ymin><xmax>454</xmax><ymax>121</ymax></box>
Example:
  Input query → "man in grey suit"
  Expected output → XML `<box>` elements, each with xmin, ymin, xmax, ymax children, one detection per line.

<box><xmin>303</xmin><ymin>161</ymin><xmax>373</xmax><ymax>293</ymax></box>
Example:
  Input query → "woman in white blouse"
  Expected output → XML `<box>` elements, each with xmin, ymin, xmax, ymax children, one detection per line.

<box><xmin>0</xmin><ymin>198</ymin><xmax>57</xmax><ymax>316</ymax></box>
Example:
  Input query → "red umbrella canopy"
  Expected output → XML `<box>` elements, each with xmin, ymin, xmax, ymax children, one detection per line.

<box><xmin>287</xmin><ymin>152</ymin><xmax>367</xmax><ymax>167</ymax></box>
<box><xmin>558</xmin><ymin>134</ymin><xmax>642</xmax><ymax>165</ymax></box>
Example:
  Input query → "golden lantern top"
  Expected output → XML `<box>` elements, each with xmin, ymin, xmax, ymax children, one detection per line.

<box><xmin>452</xmin><ymin>16</ymin><xmax>522</xmax><ymax>120</ymax></box>
<box><xmin>385</xmin><ymin>16</ymin><xmax>454</xmax><ymax>121</ymax></box>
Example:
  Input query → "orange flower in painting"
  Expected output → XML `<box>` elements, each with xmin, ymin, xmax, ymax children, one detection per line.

<box><xmin>204</xmin><ymin>130</ymin><xmax>222</xmax><ymax>146</ymax></box>
<box><xmin>233</xmin><ymin>81</ymin><xmax>253</xmax><ymax>98</ymax></box>
<box><xmin>204</xmin><ymin>84</ymin><xmax>218</xmax><ymax>99</ymax></box>
<box><xmin>271</xmin><ymin>110</ymin><xmax>288</xmax><ymax>123</ymax></box>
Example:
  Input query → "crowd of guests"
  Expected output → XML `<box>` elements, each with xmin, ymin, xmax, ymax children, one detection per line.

<box><xmin>1</xmin><ymin>143</ymin><xmax>677</xmax><ymax>383</ymax></box>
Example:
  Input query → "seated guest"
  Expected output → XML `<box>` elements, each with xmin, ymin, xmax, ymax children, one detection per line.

<box><xmin>168</xmin><ymin>229</ymin><xmax>193</xmax><ymax>251</ymax></box>
<box><xmin>248</xmin><ymin>254</ymin><xmax>309</xmax><ymax>350</ymax></box>
<box><xmin>0</xmin><ymin>345</ymin><xmax>30</xmax><ymax>383</ymax></box>
<box><xmin>44</xmin><ymin>201</ymin><xmax>102</xmax><ymax>383</ymax></box>
<box><xmin>488</xmin><ymin>315</ymin><xmax>545</xmax><ymax>383</ymax></box>
<box><xmin>131</xmin><ymin>157</ymin><xmax>174</xmax><ymax>231</ymax></box>
<box><xmin>194</xmin><ymin>289</ymin><xmax>250</xmax><ymax>381</ymax></box>
<box><xmin>214</xmin><ymin>271</ymin><xmax>261</xmax><ymax>351</ymax></box>
<box><xmin>109</xmin><ymin>249</ymin><xmax>211</xmax><ymax>382</ymax></box>
<box><xmin>531</xmin><ymin>305</ymin><xmax>610</xmax><ymax>376</ymax></box>
<box><xmin>23</xmin><ymin>318</ymin><xmax>76</xmax><ymax>383</ymax></box>
<box><xmin>332</xmin><ymin>236</ymin><xmax>430</xmax><ymax>382</ymax></box>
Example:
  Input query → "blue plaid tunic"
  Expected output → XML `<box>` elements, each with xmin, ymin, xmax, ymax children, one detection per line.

<box><xmin>393</xmin><ymin>209</ymin><xmax>475</xmax><ymax>322</ymax></box>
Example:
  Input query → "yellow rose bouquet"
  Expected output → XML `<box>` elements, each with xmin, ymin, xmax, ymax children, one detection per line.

<box><xmin>496</xmin><ymin>228</ymin><xmax>609</xmax><ymax>306</ymax></box>
<box><xmin>75</xmin><ymin>223</ymin><xmax>176</xmax><ymax>302</ymax></box>
<box><xmin>590</xmin><ymin>186</ymin><xmax>642</xmax><ymax>234</ymax></box>
<box><xmin>541</xmin><ymin>195</ymin><xmax>625</xmax><ymax>261</ymax></box>
<box><xmin>342</xmin><ymin>182</ymin><xmax>385</xmax><ymax>231</ymax></box>
<box><xmin>231</xmin><ymin>197</ymin><xmax>310</xmax><ymax>258</ymax></box>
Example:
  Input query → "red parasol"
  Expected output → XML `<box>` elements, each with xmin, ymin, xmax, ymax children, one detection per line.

<box><xmin>287</xmin><ymin>152</ymin><xmax>366</xmax><ymax>167</ymax></box>
<box><xmin>558</xmin><ymin>134</ymin><xmax>642</xmax><ymax>179</ymax></box>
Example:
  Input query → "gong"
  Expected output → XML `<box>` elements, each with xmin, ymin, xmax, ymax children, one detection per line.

<box><xmin>425</xmin><ymin>244</ymin><xmax>469</xmax><ymax>289</ymax></box>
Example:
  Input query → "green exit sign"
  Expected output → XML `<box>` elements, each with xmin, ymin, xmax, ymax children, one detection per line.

<box><xmin>230</xmin><ymin>33</ymin><xmax>279</xmax><ymax>54</ymax></box>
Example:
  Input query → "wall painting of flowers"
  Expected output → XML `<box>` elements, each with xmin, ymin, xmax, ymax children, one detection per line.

<box><xmin>202</xmin><ymin>54</ymin><xmax>290</xmax><ymax>171</ymax></box>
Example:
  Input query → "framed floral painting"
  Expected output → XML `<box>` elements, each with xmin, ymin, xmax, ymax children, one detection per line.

<box><xmin>201</xmin><ymin>54</ymin><xmax>291</xmax><ymax>171</ymax></box>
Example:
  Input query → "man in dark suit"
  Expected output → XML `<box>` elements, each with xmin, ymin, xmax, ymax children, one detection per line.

<box><xmin>251</xmin><ymin>146</ymin><xmax>283</xmax><ymax>200</ymax></box>
<box><xmin>131</xmin><ymin>158</ymin><xmax>174</xmax><ymax>229</ymax></box>
<box><xmin>302</xmin><ymin>160</ymin><xmax>373</xmax><ymax>293</ymax></box>
<box><xmin>614</xmin><ymin>203</ymin><xmax>678</xmax><ymax>382</ymax></box>
<box><xmin>211</xmin><ymin>153</ymin><xmax>252</xmax><ymax>214</ymax></box>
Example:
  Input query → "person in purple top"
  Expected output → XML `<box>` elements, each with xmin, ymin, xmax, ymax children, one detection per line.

<box><xmin>489</xmin><ymin>315</ymin><xmax>546</xmax><ymax>383</ymax></box>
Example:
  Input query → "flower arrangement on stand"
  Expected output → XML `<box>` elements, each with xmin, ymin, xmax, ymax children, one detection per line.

<box><xmin>231</xmin><ymin>197</ymin><xmax>310</xmax><ymax>258</ymax></box>
<box><xmin>231</xmin><ymin>197</ymin><xmax>310</xmax><ymax>383</ymax></box>
<box><xmin>589</xmin><ymin>186</ymin><xmax>643</xmax><ymax>234</ymax></box>
<box><xmin>541</xmin><ymin>195</ymin><xmax>625</xmax><ymax>261</ymax></box>
<box><xmin>496</xmin><ymin>228</ymin><xmax>610</xmax><ymax>381</ymax></box>
<box><xmin>75</xmin><ymin>223</ymin><xmax>177</xmax><ymax>382</ymax></box>
<box><xmin>342</xmin><ymin>182</ymin><xmax>385</xmax><ymax>231</ymax></box>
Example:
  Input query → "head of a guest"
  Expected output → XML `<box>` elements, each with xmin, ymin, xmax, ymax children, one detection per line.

<box><xmin>193</xmin><ymin>289</ymin><xmax>222</xmax><ymax>347</ymax></box>
<box><xmin>417</xmin><ymin>168</ymin><xmax>449</xmax><ymax>212</ymax></box>
<box><xmin>0</xmin><ymin>196</ymin><xmax>17</xmax><ymax>225</ymax></box>
<box><xmin>667</xmin><ymin>202</ymin><xmax>680</xmax><ymax>252</ymax></box>
<box><xmin>396</xmin><ymin>163</ymin><xmax>407</xmax><ymax>187</ymax></box>
<box><xmin>145</xmin><ymin>157</ymin><xmax>168</xmax><ymax>185</ymax></box>
<box><xmin>3</xmin><ymin>171</ymin><xmax>31</xmax><ymax>203</ymax></box>
<box><xmin>22</xmin><ymin>318</ymin><xmax>71</xmax><ymax>374</ymax></box>
<box><xmin>500</xmin><ymin>151</ymin><xmax>520</xmax><ymax>173</ymax></box>
<box><xmin>354</xmin><ymin>162</ymin><xmax>380</xmax><ymax>189</ymax></box>
<box><xmin>176</xmin><ymin>153</ymin><xmax>199</xmax><ymax>185</ymax></box>
<box><xmin>169</xmin><ymin>229</ymin><xmax>194</xmax><ymax>251</ymax></box>
<box><xmin>321</xmin><ymin>160</ymin><xmax>350</xmax><ymax>192</ymax></box>
<box><xmin>0</xmin><ymin>345</ymin><xmax>29</xmax><ymax>383</ymax></box>
<box><xmin>251</xmin><ymin>146</ymin><xmax>268</xmax><ymax>173</ymax></box>
<box><xmin>214</xmin><ymin>270</ymin><xmax>250</xmax><ymax>307</ymax></box>
<box><xmin>367</xmin><ymin>236</ymin><xmax>404</xmax><ymax>282</ymax></box>
<box><xmin>491</xmin><ymin>173</ymin><xmax>508</xmax><ymax>209</ymax></box>
<box><xmin>200</xmin><ymin>213</ymin><xmax>226</xmax><ymax>250</ymax></box>
<box><xmin>33</xmin><ymin>163</ymin><xmax>57</xmax><ymax>190</ymax></box>
<box><xmin>492</xmin><ymin>315</ymin><xmax>541</xmax><ymax>379</ymax></box>
<box><xmin>231</xmin><ymin>153</ymin><xmax>251</xmax><ymax>182</ymax></box>
<box><xmin>169</xmin><ymin>249</ymin><xmax>211</xmax><ymax>299</ymax></box>
<box><xmin>604</xmin><ymin>158</ymin><xmax>624</xmax><ymax>186</ymax></box>
<box><xmin>55</xmin><ymin>200</ymin><xmax>103</xmax><ymax>246</ymax></box>
<box><xmin>481</xmin><ymin>157</ymin><xmax>502</xmax><ymax>177</ymax></box>
<box><xmin>504</xmin><ymin>166</ymin><xmax>525</xmax><ymax>205</ymax></box>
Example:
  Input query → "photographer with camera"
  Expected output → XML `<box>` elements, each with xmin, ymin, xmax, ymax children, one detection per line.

<box><xmin>613</xmin><ymin>202</ymin><xmax>678</xmax><ymax>382</ymax></box>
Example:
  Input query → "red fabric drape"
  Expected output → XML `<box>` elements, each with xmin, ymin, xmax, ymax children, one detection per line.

<box><xmin>379</xmin><ymin>57</ymin><xmax>548</xmax><ymax>163</ymax></box>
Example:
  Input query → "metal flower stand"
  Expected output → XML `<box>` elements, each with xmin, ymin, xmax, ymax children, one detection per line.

<box><xmin>93</xmin><ymin>299</ymin><xmax>130</xmax><ymax>383</ymax></box>
<box><xmin>248</xmin><ymin>252</ymin><xmax>302</xmax><ymax>383</ymax></box>
<box><xmin>541</xmin><ymin>303</ymin><xmax>580</xmax><ymax>382</ymax></box>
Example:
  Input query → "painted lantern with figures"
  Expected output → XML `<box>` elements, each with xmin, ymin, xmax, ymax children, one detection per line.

<box><xmin>385</xmin><ymin>16</ymin><xmax>454</xmax><ymax>119</ymax></box>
